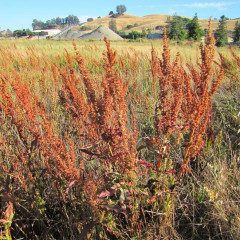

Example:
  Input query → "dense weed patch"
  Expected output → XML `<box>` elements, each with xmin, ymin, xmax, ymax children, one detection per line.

<box><xmin>0</xmin><ymin>22</ymin><xmax>239</xmax><ymax>239</ymax></box>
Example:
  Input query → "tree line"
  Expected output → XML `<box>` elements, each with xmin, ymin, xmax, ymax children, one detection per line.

<box><xmin>12</xmin><ymin>29</ymin><xmax>48</xmax><ymax>38</ymax></box>
<box><xmin>166</xmin><ymin>14</ymin><xmax>240</xmax><ymax>46</ymax></box>
<box><xmin>109</xmin><ymin>13</ymin><xmax>240</xmax><ymax>47</ymax></box>
<box><xmin>32</xmin><ymin>15</ymin><xmax>80</xmax><ymax>30</ymax></box>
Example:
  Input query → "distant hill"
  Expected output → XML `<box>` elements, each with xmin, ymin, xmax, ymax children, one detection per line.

<box><xmin>74</xmin><ymin>14</ymin><xmax>239</xmax><ymax>33</ymax></box>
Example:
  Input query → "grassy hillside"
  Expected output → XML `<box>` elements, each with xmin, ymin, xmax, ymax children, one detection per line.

<box><xmin>76</xmin><ymin>13</ymin><xmax>239</xmax><ymax>33</ymax></box>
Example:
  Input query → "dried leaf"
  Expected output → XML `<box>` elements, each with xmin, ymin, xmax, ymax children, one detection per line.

<box><xmin>138</xmin><ymin>159</ymin><xmax>154</xmax><ymax>169</ymax></box>
<box><xmin>149</xmin><ymin>196</ymin><xmax>157</xmax><ymax>205</ymax></box>
<box><xmin>0</xmin><ymin>219</ymin><xmax>9</xmax><ymax>224</ymax></box>
<box><xmin>98</xmin><ymin>190</ymin><xmax>111</xmax><ymax>199</ymax></box>
<box><xmin>164</xmin><ymin>169</ymin><xmax>176</xmax><ymax>175</ymax></box>
<box><xmin>157</xmin><ymin>157</ymin><xmax>162</xmax><ymax>169</ymax></box>
<box><xmin>102</xmin><ymin>204</ymin><xmax>127</xmax><ymax>215</ymax></box>
<box><xmin>2</xmin><ymin>202</ymin><xmax>14</xmax><ymax>228</ymax></box>
<box><xmin>97</xmin><ymin>188</ymin><xmax>116</xmax><ymax>201</ymax></box>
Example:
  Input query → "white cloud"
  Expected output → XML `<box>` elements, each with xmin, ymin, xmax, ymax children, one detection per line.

<box><xmin>182</xmin><ymin>2</ymin><xmax>237</xmax><ymax>9</ymax></box>
<box><xmin>167</xmin><ymin>9</ymin><xmax>184</xmax><ymax>15</ymax></box>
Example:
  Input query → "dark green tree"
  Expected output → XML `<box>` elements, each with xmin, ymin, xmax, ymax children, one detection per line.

<box><xmin>214</xmin><ymin>15</ymin><xmax>228</xmax><ymax>46</ymax></box>
<box><xmin>147</xmin><ymin>28</ymin><xmax>152</xmax><ymax>34</ymax></box>
<box><xmin>116</xmin><ymin>5</ymin><xmax>127</xmax><ymax>15</ymax></box>
<box><xmin>109</xmin><ymin>19</ymin><xmax>117</xmax><ymax>32</ymax></box>
<box><xmin>32</xmin><ymin>15</ymin><xmax>79</xmax><ymax>30</ymax></box>
<box><xmin>87</xmin><ymin>18</ymin><xmax>94</xmax><ymax>22</ymax></box>
<box><xmin>32</xmin><ymin>19</ymin><xmax>45</xmax><ymax>30</ymax></box>
<box><xmin>55</xmin><ymin>17</ymin><xmax>62</xmax><ymax>25</ymax></box>
<box><xmin>65</xmin><ymin>15</ymin><xmax>79</xmax><ymax>25</ymax></box>
<box><xmin>233</xmin><ymin>21</ymin><xmax>240</xmax><ymax>42</ymax></box>
<box><xmin>6</xmin><ymin>29</ymin><xmax>13</xmax><ymax>37</ymax></box>
<box><xmin>128</xmin><ymin>31</ymin><xmax>143</xmax><ymax>39</ymax></box>
<box><xmin>187</xmin><ymin>13</ymin><xmax>203</xmax><ymax>40</ymax></box>
<box><xmin>13</xmin><ymin>29</ymin><xmax>34</xmax><ymax>37</ymax></box>
<box><xmin>45</xmin><ymin>20</ymin><xmax>57</xmax><ymax>29</ymax></box>
<box><xmin>142</xmin><ymin>28</ymin><xmax>147</xmax><ymax>38</ymax></box>
<box><xmin>166</xmin><ymin>15</ymin><xmax>189</xmax><ymax>40</ymax></box>
<box><xmin>50</xmin><ymin>18</ymin><xmax>56</xmax><ymax>24</ymax></box>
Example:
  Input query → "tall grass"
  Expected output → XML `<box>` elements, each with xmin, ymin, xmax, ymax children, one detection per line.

<box><xmin>0</xmin><ymin>23</ymin><xmax>239</xmax><ymax>239</ymax></box>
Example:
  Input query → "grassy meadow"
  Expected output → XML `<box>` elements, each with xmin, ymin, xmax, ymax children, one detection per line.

<box><xmin>0</xmin><ymin>29</ymin><xmax>240</xmax><ymax>240</ymax></box>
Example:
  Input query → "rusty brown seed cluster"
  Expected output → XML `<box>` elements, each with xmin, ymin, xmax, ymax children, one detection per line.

<box><xmin>151</xmin><ymin>21</ymin><xmax>224</xmax><ymax>174</ymax></box>
<box><xmin>0</xmin><ymin>20</ymin><xmax>225</xmax><ymax>198</ymax></box>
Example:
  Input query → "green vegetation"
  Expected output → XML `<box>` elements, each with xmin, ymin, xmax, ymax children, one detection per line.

<box><xmin>109</xmin><ymin>19</ymin><xmax>117</xmax><ymax>32</ymax></box>
<box><xmin>215</xmin><ymin>15</ymin><xmax>228</xmax><ymax>46</ymax></box>
<box><xmin>32</xmin><ymin>14</ymin><xmax>79</xmax><ymax>30</ymax></box>
<box><xmin>166</xmin><ymin>14</ymin><xmax>205</xmax><ymax>42</ymax></box>
<box><xmin>166</xmin><ymin>15</ymin><xmax>189</xmax><ymax>40</ymax></box>
<box><xmin>155</xmin><ymin>25</ymin><xmax>164</xmax><ymax>30</ymax></box>
<box><xmin>32</xmin><ymin>19</ymin><xmax>57</xmax><ymax>30</ymax></box>
<box><xmin>87</xmin><ymin>17</ymin><xmax>94</xmax><ymax>22</ymax></box>
<box><xmin>116</xmin><ymin>4</ymin><xmax>127</xmax><ymax>15</ymax></box>
<box><xmin>79</xmin><ymin>25</ymin><xmax>92</xmax><ymax>31</ymax></box>
<box><xmin>142</xmin><ymin>27</ymin><xmax>147</xmax><ymax>37</ymax></box>
<box><xmin>127</xmin><ymin>30</ymin><xmax>144</xmax><ymax>39</ymax></box>
<box><xmin>126</xmin><ymin>23</ymin><xmax>139</xmax><ymax>29</ymax></box>
<box><xmin>13</xmin><ymin>29</ymin><xmax>48</xmax><ymax>37</ymax></box>
<box><xmin>165</xmin><ymin>14</ymin><xmax>230</xmax><ymax>46</ymax></box>
<box><xmin>109</xmin><ymin>5</ymin><xmax>127</xmax><ymax>18</ymax></box>
<box><xmin>126</xmin><ymin>24</ymin><xmax>134</xmax><ymax>29</ymax></box>
<box><xmin>187</xmin><ymin>13</ymin><xmax>204</xmax><ymax>40</ymax></box>
<box><xmin>233</xmin><ymin>21</ymin><xmax>240</xmax><ymax>42</ymax></box>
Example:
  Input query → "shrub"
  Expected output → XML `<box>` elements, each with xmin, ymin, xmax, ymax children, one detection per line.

<box><xmin>126</xmin><ymin>24</ymin><xmax>133</xmax><ymax>29</ymax></box>
<box><xmin>87</xmin><ymin>18</ymin><xmax>94</xmax><ymax>22</ymax></box>
<box><xmin>155</xmin><ymin>25</ymin><xmax>164</xmax><ymax>30</ymax></box>
<box><xmin>38</xmin><ymin>31</ymin><xmax>48</xmax><ymax>36</ymax></box>
<box><xmin>79</xmin><ymin>25</ymin><xmax>91</xmax><ymax>31</ymax></box>
<box><xmin>128</xmin><ymin>30</ymin><xmax>143</xmax><ymax>39</ymax></box>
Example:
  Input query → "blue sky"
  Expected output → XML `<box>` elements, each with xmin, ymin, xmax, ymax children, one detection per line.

<box><xmin>0</xmin><ymin>0</ymin><xmax>240</xmax><ymax>30</ymax></box>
